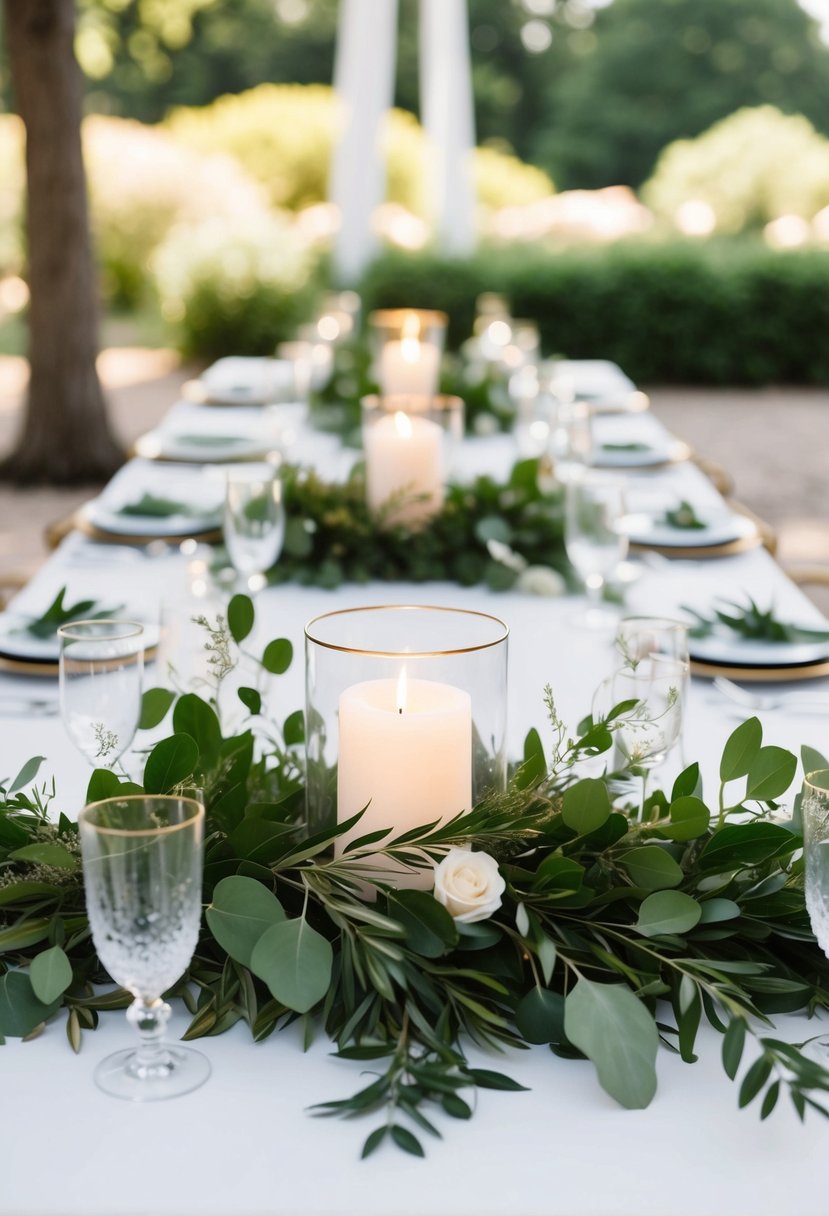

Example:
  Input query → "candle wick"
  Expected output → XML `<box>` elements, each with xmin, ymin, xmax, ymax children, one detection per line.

<box><xmin>398</xmin><ymin>707</ymin><xmax>403</xmax><ymax>715</ymax></box>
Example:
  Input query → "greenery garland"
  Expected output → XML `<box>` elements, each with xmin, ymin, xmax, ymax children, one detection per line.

<box><xmin>2</xmin><ymin>596</ymin><xmax>829</xmax><ymax>1158</ymax></box>
<box><xmin>275</xmin><ymin>457</ymin><xmax>567</xmax><ymax>592</ymax></box>
<box><xmin>312</xmin><ymin>339</ymin><xmax>516</xmax><ymax>441</ymax></box>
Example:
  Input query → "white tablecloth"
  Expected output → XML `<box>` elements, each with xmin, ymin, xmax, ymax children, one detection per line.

<box><xmin>3</xmin><ymin>411</ymin><xmax>829</xmax><ymax>1216</ymax></box>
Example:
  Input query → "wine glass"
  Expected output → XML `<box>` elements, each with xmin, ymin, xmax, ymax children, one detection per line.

<box><xmin>550</xmin><ymin>399</ymin><xmax>592</xmax><ymax>484</ymax></box>
<box><xmin>616</xmin><ymin>615</ymin><xmax>691</xmax><ymax>765</ymax></box>
<box><xmin>58</xmin><ymin>620</ymin><xmax>144</xmax><ymax>770</ymax></box>
<box><xmin>802</xmin><ymin>770</ymin><xmax>829</xmax><ymax>1056</ymax></box>
<box><xmin>78</xmin><ymin>794</ymin><xmax>210</xmax><ymax>1101</ymax></box>
<box><xmin>564</xmin><ymin>475</ymin><xmax>629</xmax><ymax>629</ymax></box>
<box><xmin>596</xmin><ymin>658</ymin><xmax>686</xmax><ymax>817</ymax></box>
<box><xmin>224</xmin><ymin>463</ymin><xmax>285</xmax><ymax>593</ymax></box>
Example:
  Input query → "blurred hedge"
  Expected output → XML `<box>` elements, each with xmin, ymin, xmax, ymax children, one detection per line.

<box><xmin>359</xmin><ymin>241</ymin><xmax>829</xmax><ymax>385</ymax></box>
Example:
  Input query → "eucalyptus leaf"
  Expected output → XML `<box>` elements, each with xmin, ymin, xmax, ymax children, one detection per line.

<box><xmin>228</xmin><ymin>593</ymin><xmax>255</xmax><ymax>644</ymax></box>
<box><xmin>636</xmin><ymin>891</ymin><xmax>702</xmax><ymax>937</ymax></box>
<box><xmin>206</xmin><ymin>876</ymin><xmax>286</xmax><ymax>967</ymax></box>
<box><xmin>620</xmin><ymin>847</ymin><xmax>683</xmax><ymax>891</ymax></box>
<box><xmin>8</xmin><ymin>756</ymin><xmax>46</xmax><ymax>794</ymax></box>
<box><xmin>561</xmin><ymin>779</ymin><xmax>611</xmax><ymax>834</ymax></box>
<box><xmin>29</xmin><ymin>945</ymin><xmax>73</xmax><ymax>1005</ymax></box>
<box><xmin>515</xmin><ymin>987</ymin><xmax>565</xmax><ymax>1044</ymax></box>
<box><xmin>283</xmin><ymin>709</ymin><xmax>305</xmax><ymax>746</ymax></box>
<box><xmin>0</xmin><ymin>971</ymin><xmax>60</xmax><ymax>1037</ymax></box>
<box><xmin>250</xmin><ymin>917</ymin><xmax>333</xmax><ymax>1013</ymax></box>
<box><xmin>746</xmin><ymin>746</ymin><xmax>797</xmax><ymax>803</ymax></box>
<box><xmin>139</xmin><ymin>688</ymin><xmax>175</xmax><ymax>731</ymax></box>
<box><xmin>720</xmin><ymin>717</ymin><xmax>762</xmax><ymax>783</ymax></box>
<box><xmin>262</xmin><ymin>639</ymin><xmax>293</xmax><ymax>675</ymax></box>
<box><xmin>661</xmin><ymin>795</ymin><xmax>710</xmax><ymax>842</ymax></box>
<box><xmin>142</xmin><ymin>733</ymin><xmax>199</xmax><ymax>795</ymax></box>
<box><xmin>564</xmin><ymin>979</ymin><xmax>658</xmax><ymax>1109</ymax></box>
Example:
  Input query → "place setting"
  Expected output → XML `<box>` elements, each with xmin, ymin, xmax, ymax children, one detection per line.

<box><xmin>72</xmin><ymin>458</ymin><xmax>226</xmax><ymax>545</ymax></box>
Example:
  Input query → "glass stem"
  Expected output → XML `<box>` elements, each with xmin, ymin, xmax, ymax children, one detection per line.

<box><xmin>585</xmin><ymin>572</ymin><xmax>604</xmax><ymax>610</ymax></box>
<box><xmin>639</xmin><ymin>767</ymin><xmax>650</xmax><ymax>822</ymax></box>
<box><xmin>127</xmin><ymin>997</ymin><xmax>173</xmax><ymax>1074</ymax></box>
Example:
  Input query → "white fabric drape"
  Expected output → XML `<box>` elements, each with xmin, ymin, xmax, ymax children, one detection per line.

<box><xmin>419</xmin><ymin>0</ymin><xmax>476</xmax><ymax>254</ymax></box>
<box><xmin>330</xmin><ymin>0</ymin><xmax>399</xmax><ymax>284</ymax></box>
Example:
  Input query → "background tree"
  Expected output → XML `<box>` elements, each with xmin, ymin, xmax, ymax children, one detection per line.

<box><xmin>1</xmin><ymin>0</ymin><xmax>121</xmax><ymax>484</ymax></box>
<box><xmin>534</xmin><ymin>0</ymin><xmax>829</xmax><ymax>190</ymax></box>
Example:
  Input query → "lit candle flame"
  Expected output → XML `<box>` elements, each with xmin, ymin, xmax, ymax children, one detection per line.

<box><xmin>396</xmin><ymin>666</ymin><xmax>408</xmax><ymax>715</ymax></box>
<box><xmin>393</xmin><ymin>410</ymin><xmax>413</xmax><ymax>439</ymax></box>
<box><xmin>400</xmin><ymin>313</ymin><xmax>421</xmax><ymax>363</ymax></box>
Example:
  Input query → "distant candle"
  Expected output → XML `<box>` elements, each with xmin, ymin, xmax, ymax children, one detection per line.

<box><xmin>364</xmin><ymin>410</ymin><xmax>445</xmax><ymax>526</ymax></box>
<box><xmin>336</xmin><ymin>670</ymin><xmax>472</xmax><ymax>888</ymax></box>
<box><xmin>377</xmin><ymin>314</ymin><xmax>440</xmax><ymax>396</ymax></box>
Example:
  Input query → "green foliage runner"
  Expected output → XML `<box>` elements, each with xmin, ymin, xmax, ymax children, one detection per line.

<box><xmin>1</xmin><ymin>598</ymin><xmax>829</xmax><ymax>1157</ymax></box>
<box><xmin>275</xmin><ymin>457</ymin><xmax>566</xmax><ymax>591</ymax></box>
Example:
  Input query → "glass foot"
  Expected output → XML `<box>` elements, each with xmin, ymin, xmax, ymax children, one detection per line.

<box><xmin>94</xmin><ymin>1045</ymin><xmax>211</xmax><ymax>1102</ymax></box>
<box><xmin>567</xmin><ymin>605</ymin><xmax>620</xmax><ymax>631</ymax></box>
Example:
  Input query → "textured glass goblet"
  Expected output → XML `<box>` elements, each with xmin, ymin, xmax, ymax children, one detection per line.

<box><xmin>802</xmin><ymin>770</ymin><xmax>829</xmax><ymax>1057</ymax></box>
<box><xmin>78</xmin><ymin>795</ymin><xmax>210</xmax><ymax>1101</ymax></box>
<box><xmin>58</xmin><ymin>620</ymin><xmax>144</xmax><ymax>770</ymax></box>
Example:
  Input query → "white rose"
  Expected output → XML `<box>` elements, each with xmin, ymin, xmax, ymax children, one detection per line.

<box><xmin>433</xmin><ymin>848</ymin><xmax>506</xmax><ymax>923</ymax></box>
<box><xmin>515</xmin><ymin>565</ymin><xmax>566</xmax><ymax>598</ymax></box>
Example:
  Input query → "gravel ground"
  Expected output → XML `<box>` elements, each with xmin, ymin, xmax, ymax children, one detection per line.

<box><xmin>0</xmin><ymin>354</ymin><xmax>827</xmax><ymax>606</ymax></box>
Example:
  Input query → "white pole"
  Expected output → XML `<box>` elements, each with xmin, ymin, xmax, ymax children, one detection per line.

<box><xmin>330</xmin><ymin>0</ymin><xmax>399</xmax><ymax>285</ymax></box>
<box><xmin>419</xmin><ymin>0</ymin><xmax>476</xmax><ymax>254</ymax></box>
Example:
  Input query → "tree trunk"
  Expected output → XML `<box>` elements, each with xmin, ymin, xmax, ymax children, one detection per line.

<box><xmin>1</xmin><ymin>0</ymin><xmax>123</xmax><ymax>485</ymax></box>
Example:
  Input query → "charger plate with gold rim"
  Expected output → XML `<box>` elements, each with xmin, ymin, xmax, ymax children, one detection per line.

<box><xmin>690</xmin><ymin>656</ymin><xmax>829</xmax><ymax>682</ymax></box>
<box><xmin>0</xmin><ymin>645</ymin><xmax>158</xmax><ymax>678</ymax></box>
<box><xmin>74</xmin><ymin>512</ymin><xmax>223</xmax><ymax>547</ymax></box>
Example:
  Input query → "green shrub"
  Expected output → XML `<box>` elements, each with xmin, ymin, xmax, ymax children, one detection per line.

<box><xmin>359</xmin><ymin>241</ymin><xmax>829</xmax><ymax>385</ymax></box>
<box><xmin>166</xmin><ymin>83</ymin><xmax>553</xmax><ymax>218</ymax></box>
<box><xmin>84</xmin><ymin>115</ymin><xmax>272</xmax><ymax>308</ymax></box>
<box><xmin>644</xmin><ymin>106</ymin><xmax>829</xmax><ymax>233</ymax></box>
<box><xmin>153</xmin><ymin>210</ymin><xmax>319</xmax><ymax>359</ymax></box>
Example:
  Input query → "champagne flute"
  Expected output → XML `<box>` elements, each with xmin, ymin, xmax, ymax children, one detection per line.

<box><xmin>58</xmin><ymin>620</ymin><xmax>144</xmax><ymax>770</ymax></box>
<box><xmin>564</xmin><ymin>475</ymin><xmax>629</xmax><ymax>629</ymax></box>
<box><xmin>78</xmin><ymin>794</ymin><xmax>210</xmax><ymax>1101</ymax></box>
<box><xmin>224</xmin><ymin>463</ymin><xmax>285</xmax><ymax>593</ymax></box>
<box><xmin>550</xmin><ymin>399</ymin><xmax>592</xmax><ymax>484</ymax></box>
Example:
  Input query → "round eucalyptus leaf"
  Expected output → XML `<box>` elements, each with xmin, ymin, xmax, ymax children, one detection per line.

<box><xmin>30</xmin><ymin>945</ymin><xmax>73</xmax><ymax>1005</ymax></box>
<box><xmin>635</xmin><ymin>891</ymin><xmax>702</xmax><ymax>938</ymax></box>
<box><xmin>564</xmin><ymin>978</ymin><xmax>658</xmax><ymax>1109</ymax></box>
<box><xmin>206</xmin><ymin>876</ymin><xmax>285</xmax><ymax>967</ymax></box>
<box><xmin>250</xmin><ymin>918</ymin><xmax>333</xmax><ymax>1013</ymax></box>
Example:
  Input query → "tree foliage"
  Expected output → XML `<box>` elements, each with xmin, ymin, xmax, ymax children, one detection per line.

<box><xmin>534</xmin><ymin>0</ymin><xmax>829</xmax><ymax>189</ymax></box>
<box><xmin>644</xmin><ymin>106</ymin><xmax>829</xmax><ymax>232</ymax></box>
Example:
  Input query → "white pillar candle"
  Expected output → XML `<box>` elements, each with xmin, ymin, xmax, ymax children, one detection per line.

<box><xmin>364</xmin><ymin>410</ymin><xmax>445</xmax><ymax>526</ymax></box>
<box><xmin>337</xmin><ymin>671</ymin><xmax>472</xmax><ymax>888</ymax></box>
<box><xmin>377</xmin><ymin>314</ymin><xmax>441</xmax><ymax>395</ymax></box>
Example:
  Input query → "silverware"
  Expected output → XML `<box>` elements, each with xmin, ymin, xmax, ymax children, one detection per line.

<box><xmin>0</xmin><ymin>698</ymin><xmax>58</xmax><ymax>717</ymax></box>
<box><xmin>712</xmin><ymin>676</ymin><xmax>829</xmax><ymax>714</ymax></box>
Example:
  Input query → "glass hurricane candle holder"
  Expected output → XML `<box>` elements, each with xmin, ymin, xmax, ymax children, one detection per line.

<box><xmin>361</xmin><ymin>394</ymin><xmax>464</xmax><ymax>529</ymax></box>
<box><xmin>304</xmin><ymin>605</ymin><xmax>509</xmax><ymax>887</ymax></box>
<box><xmin>368</xmin><ymin>308</ymin><xmax>448</xmax><ymax>397</ymax></box>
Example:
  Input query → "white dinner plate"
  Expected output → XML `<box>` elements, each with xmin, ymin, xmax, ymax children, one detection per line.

<box><xmin>0</xmin><ymin>612</ymin><xmax>160</xmax><ymax>663</ymax></box>
<box><xmin>623</xmin><ymin>510</ymin><xmax>758</xmax><ymax>550</ymax></box>
<box><xmin>591</xmin><ymin>438</ymin><xmax>690</xmax><ymax>469</ymax></box>
<box><xmin>684</xmin><ymin>618</ymin><xmax>829</xmax><ymax>668</ymax></box>
<box><xmin>80</xmin><ymin>500</ymin><xmax>222</xmax><ymax>539</ymax></box>
<box><xmin>134</xmin><ymin>430</ymin><xmax>275</xmax><ymax>463</ymax></box>
<box><xmin>197</xmin><ymin>357</ymin><xmax>294</xmax><ymax>407</ymax></box>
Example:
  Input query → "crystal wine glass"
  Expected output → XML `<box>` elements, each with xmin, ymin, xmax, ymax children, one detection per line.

<box><xmin>58</xmin><ymin>620</ymin><xmax>144</xmax><ymax>770</ymax></box>
<box><xmin>616</xmin><ymin>615</ymin><xmax>691</xmax><ymax>766</ymax></box>
<box><xmin>78</xmin><ymin>794</ymin><xmax>210</xmax><ymax>1101</ymax></box>
<box><xmin>224</xmin><ymin>462</ymin><xmax>285</xmax><ymax>593</ymax></box>
<box><xmin>802</xmin><ymin>770</ymin><xmax>829</xmax><ymax>1056</ymax></box>
<box><xmin>564</xmin><ymin>475</ymin><xmax>629</xmax><ymax>629</ymax></box>
<box><xmin>602</xmin><ymin>657</ymin><xmax>686</xmax><ymax>817</ymax></box>
<box><xmin>550</xmin><ymin>398</ymin><xmax>592</xmax><ymax>484</ymax></box>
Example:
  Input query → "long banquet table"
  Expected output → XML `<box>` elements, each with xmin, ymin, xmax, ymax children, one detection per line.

<box><xmin>3</xmin><ymin>398</ymin><xmax>829</xmax><ymax>1216</ymax></box>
